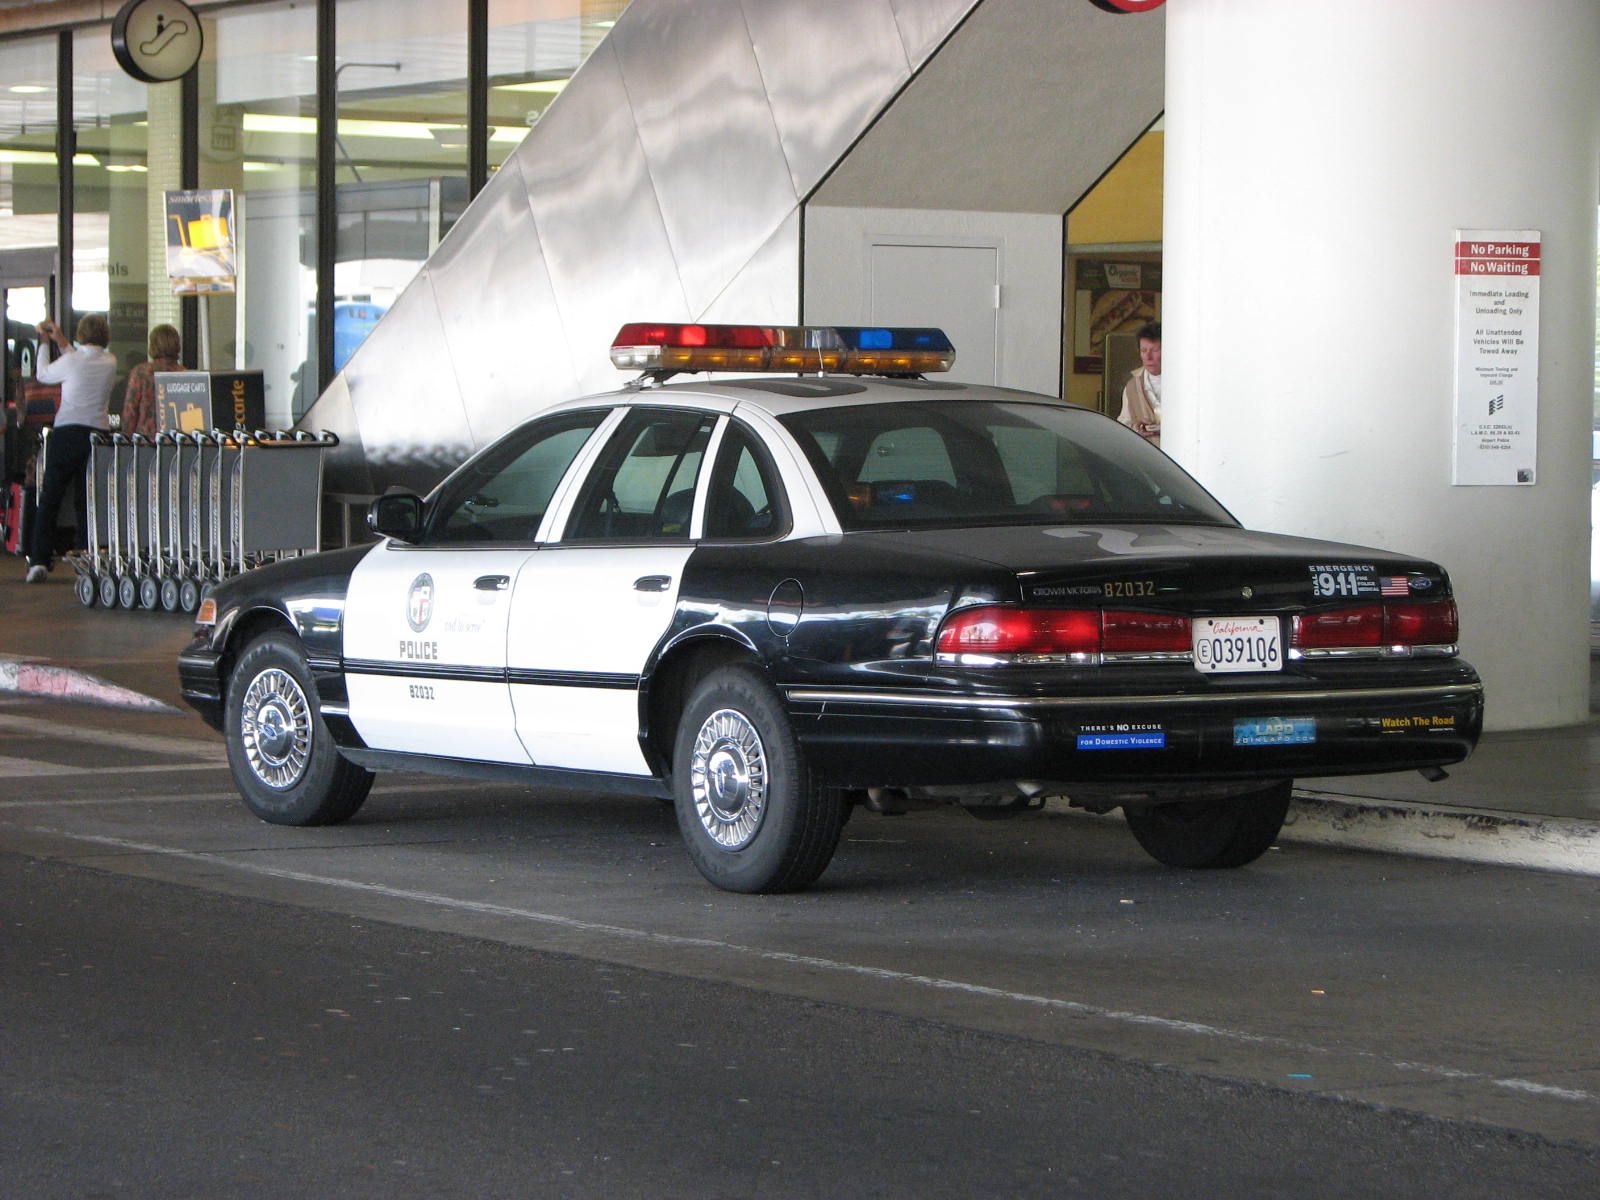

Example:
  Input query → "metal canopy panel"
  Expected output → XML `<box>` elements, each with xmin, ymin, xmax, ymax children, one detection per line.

<box><xmin>307</xmin><ymin>0</ymin><xmax>989</xmax><ymax>497</ymax></box>
<box><xmin>300</xmin><ymin>373</ymin><xmax>373</xmax><ymax>497</ymax></box>
<box><xmin>425</xmin><ymin>163</ymin><xmax>579</xmax><ymax>449</ymax></box>
<box><xmin>341</xmin><ymin>274</ymin><xmax>476</xmax><ymax>495</ymax></box>
<box><xmin>698</xmin><ymin>208</ymin><xmax>802</xmax><ymax>327</ymax></box>
<box><xmin>610</xmin><ymin>1</ymin><xmax>799</xmax><ymax>316</ymax></box>
<box><xmin>890</xmin><ymin>0</ymin><xmax>982</xmax><ymax>63</ymax></box>
<box><xmin>519</xmin><ymin>38</ymin><xmax>691</xmax><ymax>398</ymax></box>
<box><xmin>819</xmin><ymin>0</ymin><xmax>1165</xmax><ymax>213</ymax></box>
<box><xmin>741</xmin><ymin>0</ymin><xmax>915</xmax><ymax>196</ymax></box>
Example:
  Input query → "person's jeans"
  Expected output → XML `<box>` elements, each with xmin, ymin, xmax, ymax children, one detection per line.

<box><xmin>28</xmin><ymin>423</ymin><xmax>93</xmax><ymax>568</ymax></box>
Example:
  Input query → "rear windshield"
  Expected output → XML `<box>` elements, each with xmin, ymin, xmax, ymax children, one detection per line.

<box><xmin>780</xmin><ymin>400</ymin><xmax>1236</xmax><ymax>531</ymax></box>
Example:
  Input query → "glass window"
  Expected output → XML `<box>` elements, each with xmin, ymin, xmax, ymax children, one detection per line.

<box><xmin>333</xmin><ymin>0</ymin><xmax>470</xmax><ymax>372</ymax></box>
<box><xmin>0</xmin><ymin>36</ymin><xmax>59</xmax><ymax>408</ymax></box>
<box><xmin>72</xmin><ymin>28</ymin><xmax>161</xmax><ymax>413</ymax></box>
<box><xmin>197</xmin><ymin>0</ymin><xmax>320</xmax><ymax>425</ymax></box>
<box><xmin>782</xmin><ymin>401</ymin><xmax>1237</xmax><ymax>531</ymax></box>
<box><xmin>487</xmin><ymin>0</ymin><xmax>631</xmax><ymax>172</ymax></box>
<box><xmin>429</xmin><ymin>408</ymin><xmax>605</xmax><ymax>544</ymax></box>
<box><xmin>704</xmin><ymin>422</ymin><xmax>785</xmax><ymax>540</ymax></box>
<box><xmin>0</xmin><ymin>37</ymin><xmax>58</xmax><ymax>254</ymax></box>
<box><xmin>567</xmin><ymin>409</ymin><xmax>715</xmax><ymax>541</ymax></box>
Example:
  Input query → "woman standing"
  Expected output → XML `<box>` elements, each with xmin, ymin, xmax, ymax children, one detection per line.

<box><xmin>119</xmin><ymin>323</ymin><xmax>182</xmax><ymax>439</ymax></box>
<box><xmin>25</xmin><ymin>313</ymin><xmax>116</xmax><ymax>583</ymax></box>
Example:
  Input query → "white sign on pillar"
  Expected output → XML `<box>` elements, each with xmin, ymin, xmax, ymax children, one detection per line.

<box><xmin>1451</xmin><ymin>230</ymin><xmax>1540</xmax><ymax>486</ymax></box>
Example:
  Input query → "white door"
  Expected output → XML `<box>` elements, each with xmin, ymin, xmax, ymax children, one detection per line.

<box><xmin>344</xmin><ymin>545</ymin><xmax>531</xmax><ymax>762</ymax></box>
<box><xmin>508</xmin><ymin>407</ymin><xmax>718</xmax><ymax>774</ymax></box>
<box><xmin>343</xmin><ymin>407</ymin><xmax>615</xmax><ymax>764</ymax></box>
<box><xmin>869</xmin><ymin>241</ymin><xmax>1000</xmax><ymax>386</ymax></box>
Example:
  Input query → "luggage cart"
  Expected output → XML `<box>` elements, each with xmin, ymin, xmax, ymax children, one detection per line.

<box><xmin>70</xmin><ymin>431</ymin><xmax>119</xmax><ymax>608</ymax></box>
<box><xmin>226</xmin><ymin>430</ymin><xmax>335</xmax><ymax>572</ymax></box>
<box><xmin>153</xmin><ymin>431</ymin><xmax>187</xmax><ymax>612</ymax></box>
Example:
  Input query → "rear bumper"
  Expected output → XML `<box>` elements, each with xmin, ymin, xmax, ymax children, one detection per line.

<box><xmin>785</xmin><ymin>679</ymin><xmax>1484</xmax><ymax>788</ymax></box>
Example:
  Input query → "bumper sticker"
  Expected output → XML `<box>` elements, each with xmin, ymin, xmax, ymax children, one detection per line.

<box><xmin>1077</xmin><ymin>723</ymin><xmax>1166</xmax><ymax>751</ymax></box>
<box><xmin>1234</xmin><ymin>717</ymin><xmax>1316</xmax><ymax>747</ymax></box>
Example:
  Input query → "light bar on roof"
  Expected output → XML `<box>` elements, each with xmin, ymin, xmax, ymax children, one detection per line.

<box><xmin>610</xmin><ymin>323</ymin><xmax>955</xmax><ymax>376</ymax></box>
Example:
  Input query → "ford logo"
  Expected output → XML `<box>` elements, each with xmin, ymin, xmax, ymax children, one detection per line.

<box><xmin>1409</xmin><ymin>577</ymin><xmax>1434</xmax><ymax>591</ymax></box>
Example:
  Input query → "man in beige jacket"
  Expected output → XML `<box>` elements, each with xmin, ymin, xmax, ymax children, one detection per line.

<box><xmin>1117</xmin><ymin>320</ymin><xmax>1162</xmax><ymax>448</ymax></box>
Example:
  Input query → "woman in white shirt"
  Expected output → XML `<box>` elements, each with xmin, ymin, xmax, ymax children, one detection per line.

<box><xmin>26</xmin><ymin>313</ymin><xmax>117</xmax><ymax>582</ymax></box>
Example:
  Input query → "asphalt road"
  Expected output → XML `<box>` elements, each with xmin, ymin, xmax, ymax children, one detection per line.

<box><xmin>3</xmin><ymin>696</ymin><xmax>1598</xmax><ymax>1197</ymax></box>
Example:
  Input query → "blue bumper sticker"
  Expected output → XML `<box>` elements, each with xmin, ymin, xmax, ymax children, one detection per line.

<box><xmin>1077</xmin><ymin>731</ymin><xmax>1167</xmax><ymax>751</ymax></box>
<box><xmin>1234</xmin><ymin>717</ymin><xmax>1316</xmax><ymax>747</ymax></box>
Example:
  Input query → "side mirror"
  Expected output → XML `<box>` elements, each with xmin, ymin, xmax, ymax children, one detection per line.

<box><xmin>368</xmin><ymin>492</ymin><xmax>424</xmax><ymax>543</ymax></box>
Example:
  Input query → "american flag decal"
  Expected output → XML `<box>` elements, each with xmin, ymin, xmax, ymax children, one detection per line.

<box><xmin>1380</xmin><ymin>576</ymin><xmax>1409</xmax><ymax>597</ymax></box>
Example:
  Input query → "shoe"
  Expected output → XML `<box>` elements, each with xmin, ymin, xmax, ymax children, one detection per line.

<box><xmin>24</xmin><ymin>563</ymin><xmax>47</xmax><ymax>583</ymax></box>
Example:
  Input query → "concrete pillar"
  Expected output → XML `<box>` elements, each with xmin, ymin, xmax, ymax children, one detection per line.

<box><xmin>1163</xmin><ymin>0</ymin><xmax>1600</xmax><ymax>731</ymax></box>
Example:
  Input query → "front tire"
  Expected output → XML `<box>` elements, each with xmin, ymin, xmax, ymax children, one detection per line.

<box><xmin>1123</xmin><ymin>780</ymin><xmax>1292</xmax><ymax>869</ymax></box>
<box><xmin>672</xmin><ymin>665</ymin><xmax>846</xmax><ymax>893</ymax></box>
<box><xmin>224</xmin><ymin>631</ymin><xmax>373</xmax><ymax>826</ymax></box>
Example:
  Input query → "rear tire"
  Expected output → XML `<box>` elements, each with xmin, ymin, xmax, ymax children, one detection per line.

<box><xmin>672</xmin><ymin>665</ymin><xmax>846</xmax><ymax>893</ymax></box>
<box><xmin>224</xmin><ymin>631</ymin><xmax>373</xmax><ymax>826</ymax></box>
<box><xmin>1123</xmin><ymin>780</ymin><xmax>1292</xmax><ymax>869</ymax></box>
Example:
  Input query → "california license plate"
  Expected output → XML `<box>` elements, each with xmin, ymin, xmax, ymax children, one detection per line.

<box><xmin>1192</xmin><ymin>615</ymin><xmax>1282</xmax><ymax>674</ymax></box>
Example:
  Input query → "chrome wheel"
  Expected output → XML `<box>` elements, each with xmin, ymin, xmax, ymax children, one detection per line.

<box><xmin>689</xmin><ymin>708</ymin><xmax>768</xmax><ymax>850</ymax></box>
<box><xmin>239</xmin><ymin>666</ymin><xmax>313</xmax><ymax>790</ymax></box>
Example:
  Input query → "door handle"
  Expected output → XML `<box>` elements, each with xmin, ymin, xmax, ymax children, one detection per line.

<box><xmin>474</xmin><ymin>574</ymin><xmax>510</xmax><ymax>591</ymax></box>
<box><xmin>633</xmin><ymin>575</ymin><xmax>671</xmax><ymax>593</ymax></box>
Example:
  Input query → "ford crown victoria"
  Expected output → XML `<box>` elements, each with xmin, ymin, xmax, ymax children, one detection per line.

<box><xmin>180</xmin><ymin>324</ymin><xmax>1483</xmax><ymax>892</ymax></box>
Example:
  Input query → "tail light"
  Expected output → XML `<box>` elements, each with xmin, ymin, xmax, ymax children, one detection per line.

<box><xmin>1293</xmin><ymin>599</ymin><xmax>1458</xmax><ymax>655</ymax></box>
<box><xmin>935</xmin><ymin>606</ymin><xmax>1191</xmax><ymax>664</ymax></box>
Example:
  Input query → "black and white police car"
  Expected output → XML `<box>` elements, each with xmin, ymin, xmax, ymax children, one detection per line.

<box><xmin>180</xmin><ymin>323</ymin><xmax>1483</xmax><ymax>892</ymax></box>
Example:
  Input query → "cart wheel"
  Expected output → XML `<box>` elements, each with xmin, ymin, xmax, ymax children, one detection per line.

<box><xmin>98</xmin><ymin>574</ymin><xmax>119</xmax><ymax>609</ymax></box>
<box><xmin>76</xmin><ymin>574</ymin><xmax>98</xmax><ymax>608</ymax></box>
<box><xmin>160</xmin><ymin>578</ymin><xmax>181</xmax><ymax>612</ymax></box>
<box><xmin>117</xmin><ymin>575</ymin><xmax>138</xmax><ymax>610</ymax></box>
<box><xmin>138</xmin><ymin>576</ymin><xmax>160</xmax><ymax>610</ymax></box>
<box><xmin>179</xmin><ymin>578</ymin><xmax>201</xmax><ymax>613</ymax></box>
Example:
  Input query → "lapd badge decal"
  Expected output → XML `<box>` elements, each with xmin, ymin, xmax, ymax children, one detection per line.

<box><xmin>407</xmin><ymin>574</ymin><xmax>435</xmax><ymax>632</ymax></box>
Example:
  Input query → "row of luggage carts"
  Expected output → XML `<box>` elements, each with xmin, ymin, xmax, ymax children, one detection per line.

<box><xmin>46</xmin><ymin>427</ymin><xmax>337</xmax><ymax>613</ymax></box>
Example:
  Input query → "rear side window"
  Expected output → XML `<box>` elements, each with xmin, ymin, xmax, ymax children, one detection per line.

<box><xmin>566</xmin><ymin>409</ymin><xmax>717</xmax><ymax>541</ymax></box>
<box><xmin>704</xmin><ymin>421</ymin><xmax>787</xmax><ymax>540</ymax></box>
<box><xmin>782</xmin><ymin>400</ymin><xmax>1236</xmax><ymax>530</ymax></box>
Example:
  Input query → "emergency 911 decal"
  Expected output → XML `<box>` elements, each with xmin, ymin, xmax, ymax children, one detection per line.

<box><xmin>1308</xmin><ymin>563</ymin><xmax>1379</xmax><ymax>599</ymax></box>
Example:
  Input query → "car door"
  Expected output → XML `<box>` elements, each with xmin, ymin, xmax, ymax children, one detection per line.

<box><xmin>507</xmin><ymin>406</ymin><xmax>719</xmax><ymax>775</ymax></box>
<box><xmin>343</xmin><ymin>408</ymin><xmax>612</xmax><ymax>763</ymax></box>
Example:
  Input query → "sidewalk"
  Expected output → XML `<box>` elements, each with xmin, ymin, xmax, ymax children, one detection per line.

<box><xmin>2</xmin><ymin>562</ymin><xmax>1597</xmax><ymax>874</ymax></box>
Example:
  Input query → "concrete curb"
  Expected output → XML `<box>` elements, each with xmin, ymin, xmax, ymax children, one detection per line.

<box><xmin>1284</xmin><ymin>790</ymin><xmax>1600</xmax><ymax>878</ymax></box>
<box><xmin>0</xmin><ymin>657</ymin><xmax>179</xmax><ymax>714</ymax></box>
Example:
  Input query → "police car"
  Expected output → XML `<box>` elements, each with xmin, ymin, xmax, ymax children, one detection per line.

<box><xmin>179</xmin><ymin>323</ymin><xmax>1483</xmax><ymax>893</ymax></box>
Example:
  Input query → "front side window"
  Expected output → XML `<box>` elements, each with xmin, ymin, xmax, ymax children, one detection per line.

<box><xmin>427</xmin><ymin>409</ymin><xmax>606</xmax><ymax>544</ymax></box>
<box><xmin>782</xmin><ymin>401</ymin><xmax>1237</xmax><ymax>531</ymax></box>
<box><xmin>566</xmin><ymin>409</ymin><xmax>716</xmax><ymax>541</ymax></box>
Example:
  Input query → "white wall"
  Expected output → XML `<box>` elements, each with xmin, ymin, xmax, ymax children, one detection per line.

<box><xmin>803</xmin><ymin>205</ymin><xmax>1063</xmax><ymax>399</ymax></box>
<box><xmin>1164</xmin><ymin>0</ymin><xmax>1600</xmax><ymax>731</ymax></box>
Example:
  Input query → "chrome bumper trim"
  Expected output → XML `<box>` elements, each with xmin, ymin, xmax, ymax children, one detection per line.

<box><xmin>784</xmin><ymin>682</ymin><xmax>1483</xmax><ymax>711</ymax></box>
<box><xmin>319</xmin><ymin>703</ymin><xmax>350</xmax><ymax>717</ymax></box>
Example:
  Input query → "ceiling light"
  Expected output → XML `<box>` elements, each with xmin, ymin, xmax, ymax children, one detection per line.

<box><xmin>594</xmin><ymin>19</ymin><xmax>616</xmax><ymax>27</ymax></box>
<box><xmin>9</xmin><ymin>84</ymin><xmax>49</xmax><ymax>94</ymax></box>
<box><xmin>495</xmin><ymin>79</ymin><xmax>567</xmax><ymax>94</ymax></box>
<box><xmin>105</xmin><ymin>163</ymin><xmax>148</xmax><ymax>173</ymax></box>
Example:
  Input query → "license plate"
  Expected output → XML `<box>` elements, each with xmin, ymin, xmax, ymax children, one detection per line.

<box><xmin>1192</xmin><ymin>615</ymin><xmax>1282</xmax><ymax>674</ymax></box>
<box><xmin>1235</xmin><ymin>716</ymin><xmax>1316</xmax><ymax>746</ymax></box>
